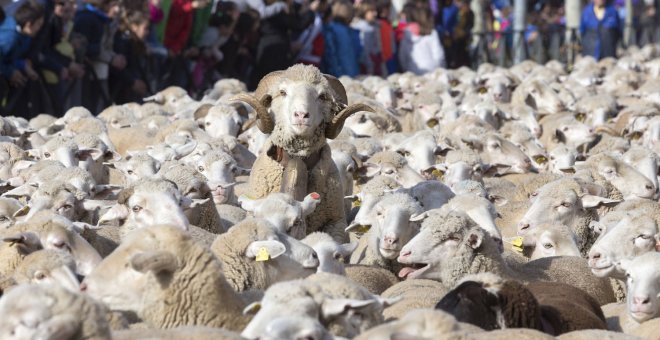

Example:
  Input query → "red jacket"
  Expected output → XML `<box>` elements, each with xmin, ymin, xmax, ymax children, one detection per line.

<box><xmin>164</xmin><ymin>0</ymin><xmax>195</xmax><ymax>54</ymax></box>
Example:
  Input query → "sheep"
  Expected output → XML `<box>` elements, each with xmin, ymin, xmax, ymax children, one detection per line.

<box><xmin>354</xmin><ymin>309</ymin><xmax>483</xmax><ymax>340</ymax></box>
<box><xmin>548</xmin><ymin>145</ymin><xmax>579</xmax><ymax>174</ymax></box>
<box><xmin>242</xmin><ymin>272</ymin><xmax>397</xmax><ymax>339</ymax></box>
<box><xmin>511</xmin><ymin>78</ymin><xmax>565</xmax><ymax>114</ymax></box>
<box><xmin>302</xmin><ymin>232</ymin><xmax>356</xmax><ymax>275</ymax></box>
<box><xmin>0</xmin><ymin>284</ymin><xmax>112</xmax><ymax>339</ymax></box>
<box><xmin>601</xmin><ymin>253</ymin><xmax>660</xmax><ymax>334</ymax></box>
<box><xmin>344</xmin><ymin>264</ymin><xmax>400</xmax><ymax>295</ymax></box>
<box><xmin>500</xmin><ymin>121</ymin><xmax>548</xmax><ymax>169</ymax></box>
<box><xmin>431</xmin><ymin>194</ymin><xmax>503</xmax><ymax>247</ymax></box>
<box><xmin>5</xmin><ymin>249</ymin><xmax>79</xmax><ymax>293</ymax></box>
<box><xmin>588</xmin><ymin>214</ymin><xmax>658</xmax><ymax>280</ymax></box>
<box><xmin>109</xmin><ymin>152</ymin><xmax>160</xmax><ymax>185</ymax></box>
<box><xmin>234</xmin><ymin>65</ymin><xmax>373</xmax><ymax>243</ymax></box>
<box><xmin>393</xmin><ymin>130</ymin><xmax>449</xmax><ymax>176</ymax></box>
<box><xmin>389</xmin><ymin>180</ymin><xmax>455</xmax><ymax>210</ymax></box>
<box><xmin>516</xmin><ymin>177</ymin><xmax>618</xmax><ymax>254</ymax></box>
<box><xmin>348</xmin><ymin>193</ymin><xmax>423</xmax><ymax>273</ymax></box>
<box><xmin>98</xmin><ymin>105</ymin><xmax>138</xmax><ymax>129</ymax></box>
<box><xmin>158</xmin><ymin>162</ymin><xmax>225</xmax><ymax>234</ymax></box>
<box><xmin>62</xmin><ymin>116</ymin><xmax>117</xmax><ymax>154</ymax></box>
<box><xmin>197</xmin><ymin>103</ymin><xmax>244</xmax><ymax>138</ymax></box>
<box><xmin>0</xmin><ymin>197</ymin><xmax>24</xmax><ymax>229</ymax></box>
<box><xmin>346</xmin><ymin>175</ymin><xmax>401</xmax><ymax>235</ymax></box>
<box><xmin>343</xmin><ymin>107</ymin><xmax>402</xmax><ymax>138</ymax></box>
<box><xmin>358</xmin><ymin>151</ymin><xmax>424</xmax><ymax>188</ymax></box>
<box><xmin>574</xmin><ymin>153</ymin><xmax>656</xmax><ymax>200</ymax></box>
<box><xmin>0</xmin><ymin>211</ymin><xmax>102</xmax><ymax>277</ymax></box>
<box><xmin>240</xmin><ymin>192</ymin><xmax>321</xmax><ymax>239</ymax></box>
<box><xmin>81</xmin><ymin>224</ymin><xmax>251</xmax><ymax>331</ymax></box>
<box><xmin>379</xmin><ymin>279</ymin><xmax>449</xmax><ymax>320</ymax></box>
<box><xmin>539</xmin><ymin>113</ymin><xmax>597</xmax><ymax>153</ymax></box>
<box><xmin>0</xmin><ymin>142</ymin><xmax>28</xmax><ymax>180</ymax></box>
<box><xmin>436</xmin><ymin>149</ymin><xmax>486</xmax><ymax>187</ymax></box>
<box><xmin>113</xmin><ymin>326</ymin><xmax>243</xmax><ymax>340</ymax></box>
<box><xmin>459</xmin><ymin>130</ymin><xmax>533</xmax><ymax>176</ymax></box>
<box><xmin>622</xmin><ymin>146</ymin><xmax>658</xmax><ymax>197</ymax></box>
<box><xmin>210</xmin><ymin>218</ymin><xmax>319</xmax><ymax>292</ymax></box>
<box><xmin>97</xmin><ymin>178</ymin><xmax>191</xmax><ymax>233</ymax></box>
<box><xmin>437</xmin><ymin>274</ymin><xmax>607</xmax><ymax>335</ymax></box>
<box><xmin>520</xmin><ymin>223</ymin><xmax>582</xmax><ymax>260</ymax></box>
<box><xmin>24</xmin><ymin>180</ymin><xmax>95</xmax><ymax>223</ymax></box>
<box><xmin>397</xmin><ymin>210</ymin><xmax>616</xmax><ymax>305</ymax></box>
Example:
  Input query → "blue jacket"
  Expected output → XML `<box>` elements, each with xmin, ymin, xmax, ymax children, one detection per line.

<box><xmin>580</xmin><ymin>3</ymin><xmax>621</xmax><ymax>60</ymax></box>
<box><xmin>322</xmin><ymin>22</ymin><xmax>360</xmax><ymax>78</ymax></box>
<box><xmin>0</xmin><ymin>16</ymin><xmax>32</xmax><ymax>77</ymax></box>
<box><xmin>73</xmin><ymin>4</ymin><xmax>112</xmax><ymax>61</ymax></box>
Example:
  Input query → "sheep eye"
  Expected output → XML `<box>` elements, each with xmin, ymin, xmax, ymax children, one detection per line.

<box><xmin>198</xmin><ymin>166</ymin><xmax>205</xmax><ymax>172</ymax></box>
<box><xmin>490</xmin><ymin>143</ymin><xmax>500</xmax><ymax>149</ymax></box>
<box><xmin>358</xmin><ymin>115</ymin><xmax>367</xmax><ymax>124</ymax></box>
<box><xmin>562</xmin><ymin>126</ymin><xmax>569</xmax><ymax>132</ymax></box>
<box><xmin>35</xmin><ymin>271</ymin><xmax>46</xmax><ymax>280</ymax></box>
<box><xmin>112</xmin><ymin>120</ymin><xmax>118</xmax><ymax>125</ymax></box>
<box><xmin>550</xmin><ymin>156</ymin><xmax>555</xmax><ymax>161</ymax></box>
<box><xmin>127</xmin><ymin>170</ymin><xmax>134</xmax><ymax>175</ymax></box>
<box><xmin>318</xmin><ymin>93</ymin><xmax>329</xmax><ymax>101</ymax></box>
<box><xmin>44</xmin><ymin>152</ymin><xmax>51</xmax><ymax>158</ymax></box>
<box><xmin>637</xmin><ymin>234</ymin><xmax>650</xmax><ymax>240</ymax></box>
<box><xmin>61</xmin><ymin>204</ymin><xmax>73</xmax><ymax>210</ymax></box>
<box><xmin>205</xmin><ymin>122</ymin><xmax>211</xmax><ymax>126</ymax></box>
<box><xmin>53</xmin><ymin>241</ymin><xmax>66</xmax><ymax>248</ymax></box>
<box><xmin>543</xmin><ymin>243</ymin><xmax>553</xmax><ymax>249</ymax></box>
<box><xmin>312</xmin><ymin>251</ymin><xmax>318</xmax><ymax>259</ymax></box>
<box><xmin>279</xmin><ymin>90</ymin><xmax>287</xmax><ymax>97</ymax></box>
<box><xmin>132</xmin><ymin>205</ymin><xmax>143</xmax><ymax>212</ymax></box>
<box><xmin>561</xmin><ymin>202</ymin><xmax>571</xmax><ymax>208</ymax></box>
<box><xmin>0</xmin><ymin>216</ymin><xmax>7</xmax><ymax>221</ymax></box>
<box><xmin>530</xmin><ymin>192</ymin><xmax>538</xmax><ymax>198</ymax></box>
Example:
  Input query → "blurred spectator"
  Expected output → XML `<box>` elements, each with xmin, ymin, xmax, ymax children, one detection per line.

<box><xmin>580</xmin><ymin>0</ymin><xmax>621</xmax><ymax>60</ymax></box>
<box><xmin>73</xmin><ymin>0</ymin><xmax>125</xmax><ymax>113</ymax></box>
<box><xmin>321</xmin><ymin>0</ymin><xmax>360</xmax><ymax>77</ymax></box>
<box><xmin>293</xmin><ymin>0</ymin><xmax>326</xmax><ymax>67</ymax></box>
<box><xmin>41</xmin><ymin>0</ymin><xmax>84</xmax><ymax>113</ymax></box>
<box><xmin>398</xmin><ymin>5</ymin><xmax>445</xmax><ymax>74</ymax></box>
<box><xmin>0</xmin><ymin>0</ymin><xmax>45</xmax><ymax>118</ymax></box>
<box><xmin>192</xmin><ymin>3</ymin><xmax>236</xmax><ymax>92</ymax></box>
<box><xmin>248</xmin><ymin>0</ymin><xmax>314</xmax><ymax>89</ymax></box>
<box><xmin>352</xmin><ymin>0</ymin><xmax>383</xmax><ymax>76</ymax></box>
<box><xmin>450</xmin><ymin>0</ymin><xmax>472</xmax><ymax>68</ymax></box>
<box><xmin>377</xmin><ymin>0</ymin><xmax>396</xmax><ymax>75</ymax></box>
<box><xmin>111</xmin><ymin>10</ymin><xmax>150</xmax><ymax>103</ymax></box>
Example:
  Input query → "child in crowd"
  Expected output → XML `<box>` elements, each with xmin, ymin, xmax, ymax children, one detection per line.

<box><xmin>322</xmin><ymin>0</ymin><xmax>360</xmax><ymax>77</ymax></box>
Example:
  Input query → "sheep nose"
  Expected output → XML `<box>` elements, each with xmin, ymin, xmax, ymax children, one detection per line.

<box><xmin>588</xmin><ymin>128</ymin><xmax>595</xmax><ymax>134</ymax></box>
<box><xmin>79</xmin><ymin>282</ymin><xmax>87</xmax><ymax>292</ymax></box>
<box><xmin>645</xmin><ymin>184</ymin><xmax>654</xmax><ymax>191</ymax></box>
<box><xmin>399</xmin><ymin>250</ymin><xmax>411</xmax><ymax>257</ymax></box>
<box><xmin>518</xmin><ymin>222</ymin><xmax>530</xmax><ymax>234</ymax></box>
<box><xmin>590</xmin><ymin>252</ymin><xmax>601</xmax><ymax>260</ymax></box>
<box><xmin>633</xmin><ymin>296</ymin><xmax>650</xmax><ymax>305</ymax></box>
<box><xmin>294</xmin><ymin>111</ymin><xmax>310</xmax><ymax>119</ymax></box>
<box><xmin>384</xmin><ymin>236</ymin><xmax>398</xmax><ymax>246</ymax></box>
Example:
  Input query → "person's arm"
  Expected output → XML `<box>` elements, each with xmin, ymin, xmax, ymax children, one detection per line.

<box><xmin>431</xmin><ymin>30</ymin><xmax>446</xmax><ymax>68</ymax></box>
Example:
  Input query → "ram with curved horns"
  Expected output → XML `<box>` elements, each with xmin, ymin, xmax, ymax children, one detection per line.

<box><xmin>232</xmin><ymin>64</ymin><xmax>373</xmax><ymax>242</ymax></box>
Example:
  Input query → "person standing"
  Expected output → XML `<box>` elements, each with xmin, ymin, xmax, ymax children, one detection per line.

<box><xmin>580</xmin><ymin>0</ymin><xmax>621</xmax><ymax>60</ymax></box>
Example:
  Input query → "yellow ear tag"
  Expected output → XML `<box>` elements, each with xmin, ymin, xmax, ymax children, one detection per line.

<box><xmin>352</xmin><ymin>198</ymin><xmax>362</xmax><ymax>209</ymax></box>
<box><xmin>426</xmin><ymin>119</ymin><xmax>439</xmax><ymax>128</ymax></box>
<box><xmin>478</xmin><ymin>87</ymin><xmax>488</xmax><ymax>94</ymax></box>
<box><xmin>255</xmin><ymin>247</ymin><xmax>270</xmax><ymax>262</ymax></box>
<box><xmin>534</xmin><ymin>156</ymin><xmax>548</xmax><ymax>165</ymax></box>
<box><xmin>512</xmin><ymin>237</ymin><xmax>524</xmax><ymax>253</ymax></box>
<box><xmin>432</xmin><ymin>169</ymin><xmax>444</xmax><ymax>180</ymax></box>
<box><xmin>575</xmin><ymin>113</ymin><xmax>586</xmax><ymax>122</ymax></box>
<box><xmin>14</xmin><ymin>205</ymin><xmax>30</xmax><ymax>217</ymax></box>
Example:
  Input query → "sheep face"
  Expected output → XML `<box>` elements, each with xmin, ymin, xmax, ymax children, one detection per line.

<box><xmin>464</xmin><ymin>134</ymin><xmax>531</xmax><ymax>175</ymax></box>
<box><xmin>621</xmin><ymin>253</ymin><xmax>660</xmax><ymax>323</ymax></box>
<box><xmin>398</xmin><ymin>213</ymin><xmax>484</xmax><ymax>280</ymax></box>
<box><xmin>194</xmin><ymin>151</ymin><xmax>247</xmax><ymax>204</ymax></box>
<box><xmin>98</xmin><ymin>182</ymin><xmax>190</xmax><ymax>230</ymax></box>
<box><xmin>203</xmin><ymin>104</ymin><xmax>242</xmax><ymax>138</ymax></box>
<box><xmin>363</xmin><ymin>196</ymin><xmax>422</xmax><ymax>260</ymax></box>
<box><xmin>438</xmin><ymin>161</ymin><xmax>484</xmax><ymax>188</ymax></box>
<box><xmin>524</xmin><ymin>225</ymin><xmax>581</xmax><ymax>260</ymax></box>
<box><xmin>548</xmin><ymin>146</ymin><xmax>577</xmax><ymax>174</ymax></box>
<box><xmin>582</xmin><ymin>154</ymin><xmax>656</xmax><ymax>200</ymax></box>
<box><xmin>13</xmin><ymin>250</ymin><xmax>80</xmax><ymax>292</ymax></box>
<box><xmin>259</xmin><ymin>316</ymin><xmax>332</xmax><ymax>340</ymax></box>
<box><xmin>113</xmin><ymin>154</ymin><xmax>160</xmax><ymax>184</ymax></box>
<box><xmin>517</xmin><ymin>80</ymin><xmax>564</xmax><ymax>114</ymax></box>
<box><xmin>311</xmin><ymin>240</ymin><xmax>355</xmax><ymax>275</ymax></box>
<box><xmin>271</xmin><ymin>78</ymin><xmax>332</xmax><ymax>138</ymax></box>
<box><xmin>588</xmin><ymin>215</ymin><xmax>658</xmax><ymax>280</ymax></box>
<box><xmin>240</xmin><ymin>193</ymin><xmax>320</xmax><ymax>239</ymax></box>
<box><xmin>517</xmin><ymin>186</ymin><xmax>584</xmax><ymax>236</ymax></box>
<box><xmin>395</xmin><ymin>133</ymin><xmax>447</xmax><ymax>176</ymax></box>
<box><xmin>553</xmin><ymin>120</ymin><xmax>596</xmax><ymax>150</ymax></box>
<box><xmin>622</xmin><ymin>149</ymin><xmax>659</xmax><ymax>198</ymax></box>
<box><xmin>26</xmin><ymin>183</ymin><xmax>86</xmax><ymax>222</ymax></box>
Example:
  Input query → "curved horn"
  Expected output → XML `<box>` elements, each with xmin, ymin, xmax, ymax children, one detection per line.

<box><xmin>324</xmin><ymin>75</ymin><xmax>348</xmax><ymax>105</ymax></box>
<box><xmin>326</xmin><ymin>103</ymin><xmax>374</xmax><ymax>139</ymax></box>
<box><xmin>230</xmin><ymin>93</ymin><xmax>274</xmax><ymax>134</ymax></box>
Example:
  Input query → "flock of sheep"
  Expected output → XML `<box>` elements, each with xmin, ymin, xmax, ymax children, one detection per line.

<box><xmin>0</xmin><ymin>42</ymin><xmax>658</xmax><ymax>339</ymax></box>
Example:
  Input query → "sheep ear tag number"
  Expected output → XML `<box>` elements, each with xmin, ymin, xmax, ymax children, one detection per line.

<box><xmin>512</xmin><ymin>237</ymin><xmax>524</xmax><ymax>253</ymax></box>
<box><xmin>255</xmin><ymin>247</ymin><xmax>270</xmax><ymax>262</ymax></box>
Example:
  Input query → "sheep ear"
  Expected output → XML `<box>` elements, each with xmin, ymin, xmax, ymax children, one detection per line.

<box><xmin>12</xmin><ymin>205</ymin><xmax>30</xmax><ymax>218</ymax></box>
<box><xmin>130</xmin><ymin>250</ymin><xmax>178</xmax><ymax>275</ymax></box>
<box><xmin>34</xmin><ymin>314</ymin><xmax>80</xmax><ymax>340</ymax></box>
<box><xmin>409</xmin><ymin>211</ymin><xmax>429</xmax><ymax>222</ymax></box>
<box><xmin>488</xmin><ymin>194</ymin><xmax>508</xmax><ymax>207</ymax></box>
<box><xmin>2</xmin><ymin>183</ymin><xmax>37</xmax><ymax>199</ymax></box>
<box><xmin>3</xmin><ymin>231</ymin><xmax>41</xmax><ymax>255</ymax></box>
<box><xmin>97</xmin><ymin>204</ymin><xmax>129</xmax><ymax>226</ymax></box>
<box><xmin>358</xmin><ymin>163</ymin><xmax>381</xmax><ymax>178</ymax></box>
<box><xmin>81</xmin><ymin>198</ymin><xmax>116</xmax><ymax>212</ymax></box>
<box><xmin>553</xmin><ymin>129</ymin><xmax>566</xmax><ymax>143</ymax></box>
<box><xmin>11</xmin><ymin>160</ymin><xmax>35</xmax><ymax>175</ymax></box>
<box><xmin>103</xmin><ymin>150</ymin><xmax>122</xmax><ymax>162</ymax></box>
<box><xmin>377</xmin><ymin>296</ymin><xmax>401</xmax><ymax>308</ymax></box>
<box><xmin>301</xmin><ymin>192</ymin><xmax>321</xmax><ymax>217</ymax></box>
<box><xmin>92</xmin><ymin>185</ymin><xmax>122</xmax><ymax>200</ymax></box>
<box><xmin>580</xmin><ymin>195</ymin><xmax>621</xmax><ymax>209</ymax></box>
<box><xmin>466</xmin><ymin>230</ymin><xmax>483</xmax><ymax>249</ymax></box>
<box><xmin>243</xmin><ymin>302</ymin><xmax>262</xmax><ymax>315</ymax></box>
<box><xmin>321</xmin><ymin>298</ymin><xmax>376</xmax><ymax>319</ymax></box>
<box><xmin>180</xmin><ymin>197</ymin><xmax>209</xmax><ymax>210</ymax></box>
<box><xmin>245</xmin><ymin>240</ymin><xmax>286</xmax><ymax>260</ymax></box>
<box><xmin>238</xmin><ymin>195</ymin><xmax>259</xmax><ymax>212</ymax></box>
<box><xmin>339</xmin><ymin>242</ymin><xmax>358</xmax><ymax>258</ymax></box>
<box><xmin>434</xmin><ymin>145</ymin><xmax>452</xmax><ymax>156</ymax></box>
<box><xmin>76</xmin><ymin>148</ymin><xmax>104</xmax><ymax>161</ymax></box>
<box><xmin>174</xmin><ymin>141</ymin><xmax>197</xmax><ymax>159</ymax></box>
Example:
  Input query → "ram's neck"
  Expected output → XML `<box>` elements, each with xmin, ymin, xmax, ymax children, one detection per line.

<box><xmin>269</xmin><ymin>124</ymin><xmax>326</xmax><ymax>158</ymax></box>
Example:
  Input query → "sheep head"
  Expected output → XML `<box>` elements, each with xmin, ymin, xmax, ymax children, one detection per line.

<box><xmin>231</xmin><ymin>64</ymin><xmax>373</xmax><ymax>141</ymax></box>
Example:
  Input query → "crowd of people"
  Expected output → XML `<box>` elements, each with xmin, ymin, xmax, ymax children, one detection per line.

<box><xmin>0</xmin><ymin>0</ymin><xmax>658</xmax><ymax>118</ymax></box>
